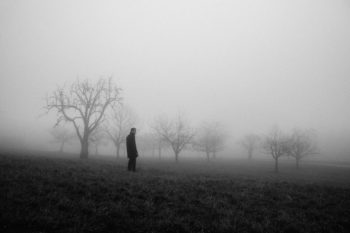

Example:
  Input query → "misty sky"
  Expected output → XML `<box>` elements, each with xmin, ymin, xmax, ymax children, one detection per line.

<box><xmin>1</xmin><ymin>0</ymin><xmax>350</xmax><ymax>150</ymax></box>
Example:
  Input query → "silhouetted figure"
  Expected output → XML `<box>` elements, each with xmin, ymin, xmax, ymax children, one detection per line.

<box><xmin>126</xmin><ymin>128</ymin><xmax>138</xmax><ymax>172</ymax></box>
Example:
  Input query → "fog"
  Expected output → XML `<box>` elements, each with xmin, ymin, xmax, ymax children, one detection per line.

<box><xmin>1</xmin><ymin>0</ymin><xmax>350</xmax><ymax>160</ymax></box>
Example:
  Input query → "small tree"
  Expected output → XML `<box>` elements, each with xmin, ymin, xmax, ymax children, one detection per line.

<box><xmin>211</xmin><ymin>125</ymin><xmax>226</xmax><ymax>159</ymax></box>
<box><xmin>105</xmin><ymin>105</ymin><xmax>136</xmax><ymax>159</ymax></box>
<box><xmin>240</xmin><ymin>134</ymin><xmax>260</xmax><ymax>160</ymax></box>
<box><xmin>45</xmin><ymin>77</ymin><xmax>121</xmax><ymax>159</ymax></box>
<box><xmin>263</xmin><ymin>126</ymin><xmax>289</xmax><ymax>173</ymax></box>
<box><xmin>155</xmin><ymin>135</ymin><xmax>167</xmax><ymax>160</ymax></box>
<box><xmin>286</xmin><ymin>129</ymin><xmax>318</xmax><ymax>169</ymax></box>
<box><xmin>193</xmin><ymin>122</ymin><xmax>226</xmax><ymax>161</ymax></box>
<box><xmin>153</xmin><ymin>115</ymin><xmax>195</xmax><ymax>162</ymax></box>
<box><xmin>50</xmin><ymin>125</ymin><xmax>75</xmax><ymax>153</ymax></box>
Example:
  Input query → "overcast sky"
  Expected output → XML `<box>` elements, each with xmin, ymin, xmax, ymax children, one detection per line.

<box><xmin>0</xmin><ymin>0</ymin><xmax>350</xmax><ymax>150</ymax></box>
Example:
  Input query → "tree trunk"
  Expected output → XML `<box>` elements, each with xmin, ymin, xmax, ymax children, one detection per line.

<box><xmin>59</xmin><ymin>141</ymin><xmax>65</xmax><ymax>153</ymax></box>
<box><xmin>248</xmin><ymin>150</ymin><xmax>252</xmax><ymax>160</ymax></box>
<box><xmin>116</xmin><ymin>144</ymin><xmax>120</xmax><ymax>159</ymax></box>
<box><xmin>206</xmin><ymin>151</ymin><xmax>210</xmax><ymax>162</ymax></box>
<box><xmin>296</xmin><ymin>158</ymin><xmax>300</xmax><ymax>169</ymax></box>
<box><xmin>212</xmin><ymin>151</ymin><xmax>216</xmax><ymax>159</ymax></box>
<box><xmin>158</xmin><ymin>146</ymin><xmax>162</xmax><ymax>160</ymax></box>
<box><xmin>274</xmin><ymin>157</ymin><xmax>279</xmax><ymax>173</ymax></box>
<box><xmin>80</xmin><ymin>139</ymin><xmax>89</xmax><ymax>159</ymax></box>
<box><xmin>80</xmin><ymin>131</ymin><xmax>89</xmax><ymax>159</ymax></box>
<box><xmin>152</xmin><ymin>144</ymin><xmax>155</xmax><ymax>157</ymax></box>
<box><xmin>95</xmin><ymin>146</ymin><xmax>98</xmax><ymax>156</ymax></box>
<box><xmin>175</xmin><ymin>151</ymin><xmax>179</xmax><ymax>163</ymax></box>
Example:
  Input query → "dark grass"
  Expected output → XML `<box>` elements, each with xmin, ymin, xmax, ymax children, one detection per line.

<box><xmin>1</xmin><ymin>151</ymin><xmax>350</xmax><ymax>233</ymax></box>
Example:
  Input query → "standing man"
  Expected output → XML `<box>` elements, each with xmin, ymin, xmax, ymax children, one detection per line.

<box><xmin>126</xmin><ymin>128</ymin><xmax>138</xmax><ymax>172</ymax></box>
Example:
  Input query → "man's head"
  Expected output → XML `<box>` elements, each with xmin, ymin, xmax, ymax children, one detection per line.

<box><xmin>130</xmin><ymin>128</ymin><xmax>136</xmax><ymax>135</ymax></box>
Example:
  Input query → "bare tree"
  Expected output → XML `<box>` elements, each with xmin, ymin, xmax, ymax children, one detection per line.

<box><xmin>139</xmin><ymin>132</ymin><xmax>168</xmax><ymax>159</ymax></box>
<box><xmin>137</xmin><ymin>133</ymin><xmax>160</xmax><ymax>157</ymax></box>
<box><xmin>150</xmin><ymin>133</ymin><xmax>168</xmax><ymax>160</ymax></box>
<box><xmin>263</xmin><ymin>126</ymin><xmax>289</xmax><ymax>173</ymax></box>
<box><xmin>45</xmin><ymin>77</ymin><xmax>121</xmax><ymax>159</ymax></box>
<box><xmin>89</xmin><ymin>126</ymin><xmax>108</xmax><ymax>156</ymax></box>
<box><xmin>240</xmin><ymin>134</ymin><xmax>260</xmax><ymax>160</ymax></box>
<box><xmin>193</xmin><ymin>122</ymin><xmax>226</xmax><ymax>161</ymax></box>
<box><xmin>210</xmin><ymin>124</ymin><xmax>226</xmax><ymax>159</ymax></box>
<box><xmin>50</xmin><ymin>125</ymin><xmax>75</xmax><ymax>153</ymax></box>
<box><xmin>155</xmin><ymin>135</ymin><xmax>167</xmax><ymax>160</ymax></box>
<box><xmin>286</xmin><ymin>129</ymin><xmax>318</xmax><ymax>169</ymax></box>
<box><xmin>105</xmin><ymin>105</ymin><xmax>136</xmax><ymax>158</ymax></box>
<box><xmin>153</xmin><ymin>115</ymin><xmax>195</xmax><ymax>162</ymax></box>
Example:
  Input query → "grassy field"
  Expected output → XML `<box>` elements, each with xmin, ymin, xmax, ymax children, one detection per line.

<box><xmin>1</xmin><ymin>151</ymin><xmax>350</xmax><ymax>233</ymax></box>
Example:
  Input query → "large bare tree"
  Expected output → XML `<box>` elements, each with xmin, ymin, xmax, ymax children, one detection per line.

<box><xmin>45</xmin><ymin>77</ymin><xmax>121</xmax><ymax>159</ymax></box>
<box><xmin>286</xmin><ymin>129</ymin><xmax>318</xmax><ymax>169</ymax></box>
<box><xmin>153</xmin><ymin>115</ymin><xmax>195</xmax><ymax>162</ymax></box>
<box><xmin>193</xmin><ymin>122</ymin><xmax>226</xmax><ymax>161</ymax></box>
<box><xmin>240</xmin><ymin>134</ymin><xmax>260</xmax><ymax>160</ymax></box>
<box><xmin>263</xmin><ymin>126</ymin><xmax>289</xmax><ymax>173</ymax></box>
<box><xmin>105</xmin><ymin>105</ymin><xmax>136</xmax><ymax>158</ymax></box>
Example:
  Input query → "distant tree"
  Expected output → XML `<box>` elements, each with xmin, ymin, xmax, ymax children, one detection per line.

<box><xmin>50</xmin><ymin>126</ymin><xmax>75</xmax><ymax>153</ymax></box>
<box><xmin>286</xmin><ymin>129</ymin><xmax>318</xmax><ymax>169</ymax></box>
<box><xmin>210</xmin><ymin>125</ymin><xmax>226</xmax><ymax>159</ymax></box>
<box><xmin>136</xmin><ymin>133</ymin><xmax>158</xmax><ymax>157</ymax></box>
<box><xmin>193</xmin><ymin>122</ymin><xmax>226</xmax><ymax>161</ymax></box>
<box><xmin>89</xmin><ymin>127</ymin><xmax>108</xmax><ymax>156</ymax></box>
<box><xmin>155</xmin><ymin>135</ymin><xmax>167</xmax><ymax>160</ymax></box>
<box><xmin>45</xmin><ymin>77</ymin><xmax>121</xmax><ymax>159</ymax></box>
<box><xmin>240</xmin><ymin>134</ymin><xmax>260</xmax><ymax>160</ymax></box>
<box><xmin>139</xmin><ymin>132</ymin><xmax>168</xmax><ymax>159</ymax></box>
<box><xmin>105</xmin><ymin>105</ymin><xmax>136</xmax><ymax>158</ymax></box>
<box><xmin>263</xmin><ymin>126</ymin><xmax>289</xmax><ymax>173</ymax></box>
<box><xmin>153</xmin><ymin>115</ymin><xmax>195</xmax><ymax>162</ymax></box>
<box><xmin>148</xmin><ymin>133</ymin><xmax>168</xmax><ymax>160</ymax></box>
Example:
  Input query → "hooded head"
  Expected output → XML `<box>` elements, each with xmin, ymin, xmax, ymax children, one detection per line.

<box><xmin>130</xmin><ymin>128</ymin><xmax>136</xmax><ymax>135</ymax></box>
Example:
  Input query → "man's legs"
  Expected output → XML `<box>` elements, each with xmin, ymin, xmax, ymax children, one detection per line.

<box><xmin>127</xmin><ymin>158</ymin><xmax>132</xmax><ymax>171</ymax></box>
<box><xmin>132</xmin><ymin>158</ymin><xmax>136</xmax><ymax>172</ymax></box>
<box><xmin>128</xmin><ymin>158</ymin><xmax>136</xmax><ymax>172</ymax></box>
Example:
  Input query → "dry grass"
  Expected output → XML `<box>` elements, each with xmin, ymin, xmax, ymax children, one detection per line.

<box><xmin>1</xmin><ymin>151</ymin><xmax>350</xmax><ymax>233</ymax></box>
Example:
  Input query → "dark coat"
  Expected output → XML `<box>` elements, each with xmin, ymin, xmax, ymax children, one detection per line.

<box><xmin>126</xmin><ymin>133</ymin><xmax>138</xmax><ymax>159</ymax></box>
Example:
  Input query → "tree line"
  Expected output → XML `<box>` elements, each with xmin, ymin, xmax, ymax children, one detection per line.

<box><xmin>240</xmin><ymin>126</ymin><xmax>318</xmax><ymax>172</ymax></box>
<box><xmin>46</xmin><ymin>77</ymin><xmax>226</xmax><ymax>162</ymax></box>
<box><xmin>46</xmin><ymin>77</ymin><xmax>318</xmax><ymax>172</ymax></box>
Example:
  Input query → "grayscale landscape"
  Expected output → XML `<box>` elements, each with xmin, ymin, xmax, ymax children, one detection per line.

<box><xmin>1</xmin><ymin>0</ymin><xmax>350</xmax><ymax>232</ymax></box>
